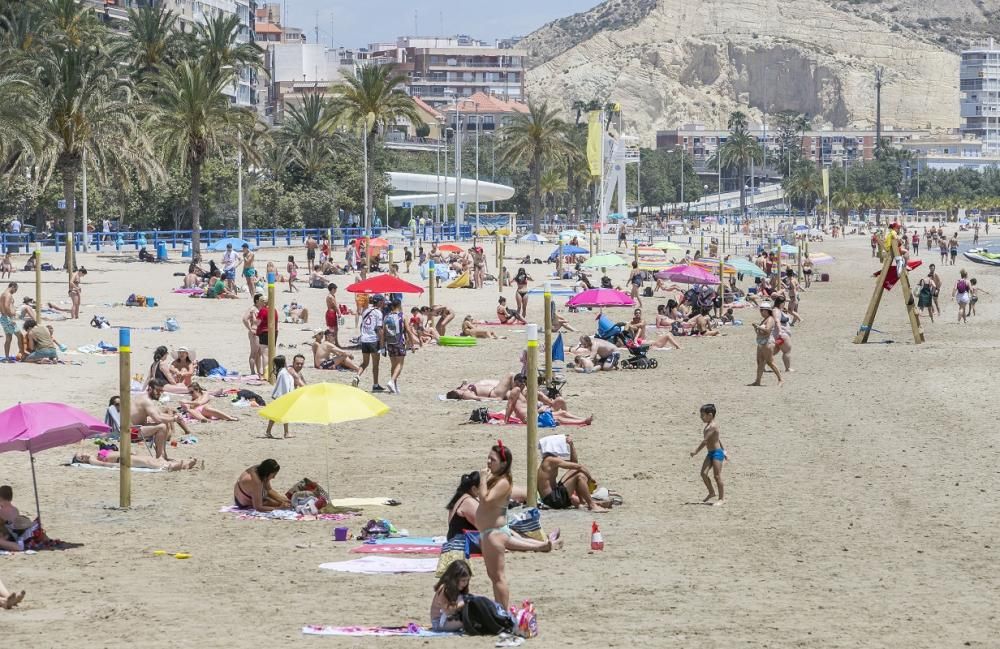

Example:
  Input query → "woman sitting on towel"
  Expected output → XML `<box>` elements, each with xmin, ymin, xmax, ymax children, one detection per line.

<box><xmin>496</xmin><ymin>297</ymin><xmax>525</xmax><ymax>324</ymax></box>
<box><xmin>171</xmin><ymin>347</ymin><xmax>196</xmax><ymax>386</ymax></box>
<box><xmin>73</xmin><ymin>451</ymin><xmax>199</xmax><ymax>471</ymax></box>
<box><xmin>447</xmin><ymin>471</ymin><xmax>559</xmax><ymax>553</ymax></box>
<box><xmin>233</xmin><ymin>459</ymin><xmax>290</xmax><ymax>512</ymax></box>
<box><xmin>180</xmin><ymin>383</ymin><xmax>239</xmax><ymax>422</ymax></box>
<box><xmin>430</xmin><ymin>560</ymin><xmax>470</xmax><ymax>632</ymax></box>
<box><xmin>148</xmin><ymin>346</ymin><xmax>191</xmax><ymax>394</ymax></box>
<box><xmin>460</xmin><ymin>315</ymin><xmax>503</xmax><ymax>340</ymax></box>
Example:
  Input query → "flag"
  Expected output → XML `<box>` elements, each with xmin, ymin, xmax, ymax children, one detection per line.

<box><xmin>551</xmin><ymin>334</ymin><xmax>565</xmax><ymax>362</ymax></box>
<box><xmin>822</xmin><ymin>168</ymin><xmax>830</xmax><ymax>197</ymax></box>
<box><xmin>587</xmin><ymin>111</ymin><xmax>602</xmax><ymax>178</ymax></box>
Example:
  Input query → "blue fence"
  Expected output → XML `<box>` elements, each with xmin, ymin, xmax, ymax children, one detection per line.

<box><xmin>1</xmin><ymin>224</ymin><xmax>476</xmax><ymax>254</ymax></box>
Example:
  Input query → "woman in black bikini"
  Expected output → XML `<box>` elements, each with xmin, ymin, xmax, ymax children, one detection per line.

<box><xmin>148</xmin><ymin>346</ymin><xmax>189</xmax><ymax>394</ymax></box>
<box><xmin>233</xmin><ymin>459</ymin><xmax>291</xmax><ymax>512</ymax></box>
<box><xmin>508</xmin><ymin>268</ymin><xmax>533</xmax><ymax>319</ymax></box>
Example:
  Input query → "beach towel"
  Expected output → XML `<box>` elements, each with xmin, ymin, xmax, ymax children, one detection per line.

<box><xmin>538</xmin><ymin>434</ymin><xmax>571</xmax><ymax>458</ymax></box>
<box><xmin>218</xmin><ymin>506</ymin><xmax>357</xmax><ymax>522</ymax></box>
<box><xmin>350</xmin><ymin>544</ymin><xmax>441</xmax><ymax>555</ymax></box>
<box><xmin>875</xmin><ymin>259</ymin><xmax>922</xmax><ymax>291</ymax></box>
<box><xmin>329</xmin><ymin>497</ymin><xmax>400</xmax><ymax>507</ymax></box>
<box><xmin>486</xmin><ymin>412</ymin><xmax>589</xmax><ymax>426</ymax></box>
<box><xmin>475</xmin><ymin>321</ymin><xmax>523</xmax><ymax>326</ymax></box>
<box><xmin>372</xmin><ymin>536</ymin><xmax>444</xmax><ymax>546</ymax></box>
<box><xmin>318</xmin><ymin>556</ymin><xmax>438</xmax><ymax>574</ymax></box>
<box><xmin>447</xmin><ymin>271</ymin><xmax>470</xmax><ymax>288</ymax></box>
<box><xmin>302</xmin><ymin>624</ymin><xmax>457</xmax><ymax>638</ymax></box>
<box><xmin>172</xmin><ymin>288</ymin><xmax>204</xmax><ymax>295</ymax></box>
<box><xmin>69</xmin><ymin>461</ymin><xmax>162</xmax><ymax>473</ymax></box>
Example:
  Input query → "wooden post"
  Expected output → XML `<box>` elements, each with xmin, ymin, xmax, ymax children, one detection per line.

<box><xmin>719</xmin><ymin>258</ymin><xmax>726</xmax><ymax>316</ymax></box>
<box><xmin>33</xmin><ymin>244</ymin><xmax>41</xmax><ymax>322</ymax></box>
<box><xmin>525</xmin><ymin>324</ymin><xmax>539</xmax><ymax>507</ymax></box>
<box><xmin>428</xmin><ymin>260</ymin><xmax>436</xmax><ymax>308</ymax></box>
<box><xmin>118</xmin><ymin>327</ymin><xmax>131</xmax><ymax>508</ymax></box>
<box><xmin>364</xmin><ymin>235</ymin><xmax>371</xmax><ymax>275</ymax></box>
<box><xmin>543</xmin><ymin>283</ymin><xmax>552</xmax><ymax>385</ymax></box>
<box><xmin>556</xmin><ymin>242</ymin><xmax>563</xmax><ymax>278</ymax></box>
<box><xmin>700</xmin><ymin>231</ymin><xmax>704</xmax><ymax>256</ymax></box>
<box><xmin>854</xmin><ymin>237</ymin><xmax>924</xmax><ymax>345</ymax></box>
<box><xmin>633</xmin><ymin>242</ymin><xmax>639</xmax><ymax>266</ymax></box>
<box><xmin>796</xmin><ymin>236</ymin><xmax>803</xmax><ymax>280</ymax></box>
<box><xmin>266</xmin><ymin>272</ymin><xmax>276</xmax><ymax>382</ymax></box>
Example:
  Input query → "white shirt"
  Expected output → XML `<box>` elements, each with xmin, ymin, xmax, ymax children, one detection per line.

<box><xmin>222</xmin><ymin>250</ymin><xmax>239</xmax><ymax>271</ymax></box>
<box><xmin>359</xmin><ymin>306</ymin><xmax>383</xmax><ymax>344</ymax></box>
<box><xmin>9</xmin><ymin>219</ymin><xmax>20</xmax><ymax>233</ymax></box>
<box><xmin>272</xmin><ymin>368</ymin><xmax>295</xmax><ymax>399</ymax></box>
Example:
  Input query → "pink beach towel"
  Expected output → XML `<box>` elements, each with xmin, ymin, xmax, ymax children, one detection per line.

<box><xmin>219</xmin><ymin>506</ymin><xmax>357</xmax><ymax>522</ymax></box>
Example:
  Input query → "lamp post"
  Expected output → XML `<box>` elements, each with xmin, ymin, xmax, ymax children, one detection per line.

<box><xmin>237</xmin><ymin>132</ymin><xmax>243</xmax><ymax>240</ymax></box>
<box><xmin>474</xmin><ymin>104</ymin><xmax>480</xmax><ymax>236</ymax></box>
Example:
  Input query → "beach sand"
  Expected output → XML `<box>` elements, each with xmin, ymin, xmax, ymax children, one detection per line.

<box><xmin>1</xmin><ymin>232</ymin><xmax>998</xmax><ymax>648</ymax></box>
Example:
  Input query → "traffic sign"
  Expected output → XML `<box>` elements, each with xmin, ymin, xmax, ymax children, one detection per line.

<box><xmin>401</xmin><ymin>201</ymin><xmax>413</xmax><ymax>209</ymax></box>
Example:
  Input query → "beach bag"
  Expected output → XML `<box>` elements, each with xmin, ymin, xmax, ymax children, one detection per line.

<box><xmin>197</xmin><ymin>358</ymin><xmax>220</xmax><ymax>377</ymax></box>
<box><xmin>234</xmin><ymin>389</ymin><xmax>265</xmax><ymax>406</ymax></box>
<box><xmin>90</xmin><ymin>315</ymin><xmax>111</xmax><ymax>329</ymax></box>
<box><xmin>509</xmin><ymin>508</ymin><xmax>543</xmax><ymax>541</ymax></box>
<box><xmin>464</xmin><ymin>531</ymin><xmax>482</xmax><ymax>557</ymax></box>
<box><xmin>512</xmin><ymin>601</ymin><xmax>539</xmax><ymax>638</ymax></box>
<box><xmin>461</xmin><ymin>596</ymin><xmax>515</xmax><ymax>636</ymax></box>
<box><xmin>164</xmin><ymin>317</ymin><xmax>180</xmax><ymax>332</ymax></box>
<box><xmin>358</xmin><ymin>519</ymin><xmax>393</xmax><ymax>540</ymax></box>
<box><xmin>284</xmin><ymin>478</ymin><xmax>330</xmax><ymax>510</ymax></box>
<box><xmin>435</xmin><ymin>536</ymin><xmax>473</xmax><ymax>578</ymax></box>
<box><xmin>537</xmin><ymin>411</ymin><xmax>558</xmax><ymax>428</ymax></box>
<box><xmin>642</xmin><ymin>287</ymin><xmax>653</xmax><ymax>297</ymax></box>
<box><xmin>469</xmin><ymin>407</ymin><xmax>489</xmax><ymax>424</ymax></box>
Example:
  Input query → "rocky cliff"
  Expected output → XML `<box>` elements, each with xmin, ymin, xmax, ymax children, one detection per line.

<box><xmin>522</xmin><ymin>0</ymin><xmax>1000</xmax><ymax>144</ymax></box>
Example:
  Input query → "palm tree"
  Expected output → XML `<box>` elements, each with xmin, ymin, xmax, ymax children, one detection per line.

<box><xmin>193</xmin><ymin>13</ymin><xmax>261</xmax><ymax>83</ymax></box>
<box><xmin>718</xmin><ymin>111</ymin><xmax>763</xmax><ymax>217</ymax></box>
<box><xmin>540</xmin><ymin>169</ymin><xmax>567</xmax><ymax>221</ymax></box>
<box><xmin>278</xmin><ymin>93</ymin><xmax>338</xmax><ymax>184</ymax></box>
<box><xmin>33</xmin><ymin>0</ymin><xmax>156</xmax><ymax>267</ymax></box>
<box><xmin>498</xmin><ymin>101</ymin><xmax>575</xmax><ymax>233</ymax></box>
<box><xmin>145</xmin><ymin>61</ymin><xmax>256</xmax><ymax>256</ymax></box>
<box><xmin>832</xmin><ymin>189</ymin><xmax>856</xmax><ymax>226</ymax></box>
<box><xmin>786</xmin><ymin>164</ymin><xmax>823</xmax><ymax>215</ymax></box>
<box><xmin>329</xmin><ymin>63</ymin><xmax>422</xmax><ymax>230</ymax></box>
<box><xmin>0</xmin><ymin>68</ymin><xmax>42</xmax><ymax>168</ymax></box>
<box><xmin>117</xmin><ymin>4</ymin><xmax>179</xmax><ymax>82</ymax></box>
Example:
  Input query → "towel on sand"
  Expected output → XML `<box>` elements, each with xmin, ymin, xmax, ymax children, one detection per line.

<box><xmin>329</xmin><ymin>497</ymin><xmax>398</xmax><ymax>507</ymax></box>
<box><xmin>349</xmin><ymin>545</ymin><xmax>441</xmax><ymax>555</ymax></box>
<box><xmin>302</xmin><ymin>624</ymin><xmax>456</xmax><ymax>637</ymax></box>
<box><xmin>69</xmin><ymin>462</ymin><xmax>161</xmax><ymax>473</ymax></box>
<box><xmin>219</xmin><ymin>506</ymin><xmax>357</xmax><ymax>521</ymax></box>
<box><xmin>319</xmin><ymin>557</ymin><xmax>438</xmax><ymax>574</ymax></box>
<box><xmin>487</xmin><ymin>412</ymin><xmax>589</xmax><ymax>426</ymax></box>
<box><xmin>538</xmin><ymin>434</ymin><xmax>571</xmax><ymax>458</ymax></box>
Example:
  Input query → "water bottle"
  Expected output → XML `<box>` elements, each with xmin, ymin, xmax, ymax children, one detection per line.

<box><xmin>590</xmin><ymin>521</ymin><xmax>604</xmax><ymax>551</ymax></box>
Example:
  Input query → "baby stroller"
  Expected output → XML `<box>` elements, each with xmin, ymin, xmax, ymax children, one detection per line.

<box><xmin>618</xmin><ymin>329</ymin><xmax>656</xmax><ymax>370</ymax></box>
<box><xmin>596</xmin><ymin>314</ymin><xmax>628</xmax><ymax>347</ymax></box>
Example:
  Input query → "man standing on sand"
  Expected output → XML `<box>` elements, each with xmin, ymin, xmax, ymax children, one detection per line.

<box><xmin>690</xmin><ymin>403</ymin><xmax>725</xmax><ymax>506</ymax></box>
<box><xmin>927</xmin><ymin>263</ymin><xmax>943</xmax><ymax>316</ymax></box>
<box><xmin>537</xmin><ymin>435</ymin><xmax>609</xmax><ymax>512</ymax></box>
<box><xmin>305</xmin><ymin>235</ymin><xmax>317</xmax><ymax>270</ymax></box>
<box><xmin>222</xmin><ymin>243</ymin><xmax>240</xmax><ymax>293</ymax></box>
<box><xmin>131</xmin><ymin>379</ymin><xmax>192</xmax><ymax>459</ymax></box>
<box><xmin>0</xmin><ymin>283</ymin><xmax>23</xmax><ymax>361</ymax></box>
<box><xmin>240</xmin><ymin>243</ymin><xmax>256</xmax><ymax>297</ymax></box>
<box><xmin>353</xmin><ymin>294</ymin><xmax>385</xmax><ymax>392</ymax></box>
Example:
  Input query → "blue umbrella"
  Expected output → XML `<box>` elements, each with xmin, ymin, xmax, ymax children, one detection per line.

<box><xmin>210</xmin><ymin>237</ymin><xmax>256</xmax><ymax>252</ymax></box>
<box><xmin>779</xmin><ymin>244</ymin><xmax>798</xmax><ymax>254</ymax></box>
<box><xmin>520</xmin><ymin>233</ymin><xmax>548</xmax><ymax>243</ymax></box>
<box><xmin>553</xmin><ymin>245</ymin><xmax>589</xmax><ymax>255</ymax></box>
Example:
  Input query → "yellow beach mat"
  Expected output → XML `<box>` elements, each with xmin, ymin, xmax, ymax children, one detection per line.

<box><xmin>447</xmin><ymin>271</ymin><xmax>470</xmax><ymax>288</ymax></box>
<box><xmin>330</xmin><ymin>497</ymin><xmax>400</xmax><ymax>507</ymax></box>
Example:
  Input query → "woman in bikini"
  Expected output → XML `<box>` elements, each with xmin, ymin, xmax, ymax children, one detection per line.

<box><xmin>233</xmin><ymin>459</ymin><xmax>290</xmax><ymax>512</ymax></box>
<box><xmin>627</xmin><ymin>261</ymin><xmax>643</xmax><ymax>308</ymax></box>
<box><xmin>782</xmin><ymin>269</ymin><xmax>802</xmax><ymax>324</ymax></box>
<box><xmin>508</xmin><ymin>268</ymin><xmax>532</xmax><ymax>319</ymax></box>
<box><xmin>68</xmin><ymin>267</ymin><xmax>87</xmax><ymax>319</ymax></box>
<box><xmin>447</xmin><ymin>471</ymin><xmax>560</xmax><ymax>553</ymax></box>
<box><xmin>325</xmin><ymin>283</ymin><xmax>341</xmax><ymax>347</ymax></box>
<box><xmin>73</xmin><ymin>451</ymin><xmax>198</xmax><ymax>471</ymax></box>
<box><xmin>496</xmin><ymin>296</ymin><xmax>525</xmax><ymax>324</ymax></box>
<box><xmin>286</xmin><ymin>255</ymin><xmax>299</xmax><ymax>293</ymax></box>
<box><xmin>461</xmin><ymin>315</ymin><xmax>503</xmax><ymax>339</ymax></box>
<box><xmin>170</xmin><ymin>347</ymin><xmax>196</xmax><ymax>386</ymax></box>
<box><xmin>1</xmin><ymin>252</ymin><xmax>13</xmax><ymax>279</ymax></box>
<box><xmin>180</xmin><ymin>383</ymin><xmax>239</xmax><ymax>422</ymax></box>
<box><xmin>770</xmin><ymin>296</ymin><xmax>793</xmax><ymax>372</ymax></box>
<box><xmin>750</xmin><ymin>302</ymin><xmax>784</xmax><ymax>387</ymax></box>
<box><xmin>148</xmin><ymin>346</ymin><xmax>192</xmax><ymax>394</ymax></box>
<box><xmin>445</xmin><ymin>374</ymin><xmax>515</xmax><ymax>401</ymax></box>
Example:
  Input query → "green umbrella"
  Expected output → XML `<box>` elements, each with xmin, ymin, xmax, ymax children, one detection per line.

<box><xmin>651</xmin><ymin>240</ymin><xmax>683</xmax><ymax>252</ymax></box>
<box><xmin>582</xmin><ymin>253</ymin><xmax>628</xmax><ymax>268</ymax></box>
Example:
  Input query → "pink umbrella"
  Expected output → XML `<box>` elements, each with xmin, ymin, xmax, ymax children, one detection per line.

<box><xmin>0</xmin><ymin>403</ymin><xmax>110</xmax><ymax>524</ymax></box>
<box><xmin>566</xmin><ymin>288</ymin><xmax>635</xmax><ymax>308</ymax></box>
<box><xmin>654</xmin><ymin>264</ymin><xmax>720</xmax><ymax>285</ymax></box>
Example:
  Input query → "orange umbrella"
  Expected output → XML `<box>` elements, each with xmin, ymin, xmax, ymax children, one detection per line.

<box><xmin>692</xmin><ymin>260</ymin><xmax>737</xmax><ymax>276</ymax></box>
<box><xmin>438</xmin><ymin>243</ymin><xmax>463</xmax><ymax>253</ymax></box>
<box><xmin>368</xmin><ymin>237</ymin><xmax>390</xmax><ymax>248</ymax></box>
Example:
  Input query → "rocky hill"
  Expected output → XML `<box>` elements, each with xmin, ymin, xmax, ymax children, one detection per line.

<box><xmin>522</xmin><ymin>0</ymin><xmax>1000</xmax><ymax>144</ymax></box>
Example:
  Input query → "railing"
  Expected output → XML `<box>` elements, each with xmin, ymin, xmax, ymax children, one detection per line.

<box><xmin>0</xmin><ymin>224</ymin><xmax>476</xmax><ymax>255</ymax></box>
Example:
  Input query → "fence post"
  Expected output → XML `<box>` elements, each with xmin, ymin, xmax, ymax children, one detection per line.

<box><xmin>271</xmin><ymin>230</ymin><xmax>276</xmax><ymax>247</ymax></box>
<box><xmin>255</xmin><ymin>229</ymin><xmax>261</xmax><ymax>248</ymax></box>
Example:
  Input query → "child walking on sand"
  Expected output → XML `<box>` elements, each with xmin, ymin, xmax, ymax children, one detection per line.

<box><xmin>286</xmin><ymin>256</ymin><xmax>299</xmax><ymax>293</ymax></box>
<box><xmin>690</xmin><ymin>403</ymin><xmax>725</xmax><ymax>506</ymax></box>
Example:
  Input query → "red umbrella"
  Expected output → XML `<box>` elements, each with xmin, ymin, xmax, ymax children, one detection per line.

<box><xmin>438</xmin><ymin>243</ymin><xmax>463</xmax><ymax>253</ymax></box>
<box><xmin>346</xmin><ymin>274</ymin><xmax>424</xmax><ymax>294</ymax></box>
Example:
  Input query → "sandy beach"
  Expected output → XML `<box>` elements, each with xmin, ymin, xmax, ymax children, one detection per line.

<box><xmin>1</xmin><ymin>231</ymin><xmax>998</xmax><ymax>648</ymax></box>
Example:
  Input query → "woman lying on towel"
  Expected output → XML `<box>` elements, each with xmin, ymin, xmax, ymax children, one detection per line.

<box><xmin>233</xmin><ymin>459</ymin><xmax>291</xmax><ymax>512</ymax></box>
<box><xmin>460</xmin><ymin>316</ymin><xmax>504</xmax><ymax>340</ymax></box>
<box><xmin>73</xmin><ymin>451</ymin><xmax>200</xmax><ymax>471</ymax></box>
<box><xmin>180</xmin><ymin>383</ymin><xmax>239</xmax><ymax>422</ymax></box>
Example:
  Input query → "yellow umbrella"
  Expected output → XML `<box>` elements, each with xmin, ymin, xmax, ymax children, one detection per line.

<box><xmin>652</xmin><ymin>240</ymin><xmax>683</xmax><ymax>252</ymax></box>
<box><xmin>259</xmin><ymin>383</ymin><xmax>389</xmax><ymax>425</ymax></box>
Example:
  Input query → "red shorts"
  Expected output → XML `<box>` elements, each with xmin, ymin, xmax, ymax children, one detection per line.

<box><xmin>325</xmin><ymin>309</ymin><xmax>338</xmax><ymax>331</ymax></box>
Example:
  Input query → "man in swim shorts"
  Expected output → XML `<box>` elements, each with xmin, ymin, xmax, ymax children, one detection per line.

<box><xmin>0</xmin><ymin>282</ymin><xmax>23</xmax><ymax>361</ymax></box>
<box><xmin>241</xmin><ymin>244</ymin><xmax>257</xmax><ymax>297</ymax></box>
<box><xmin>690</xmin><ymin>403</ymin><xmax>725</xmax><ymax>505</ymax></box>
<box><xmin>537</xmin><ymin>435</ymin><xmax>609</xmax><ymax>512</ymax></box>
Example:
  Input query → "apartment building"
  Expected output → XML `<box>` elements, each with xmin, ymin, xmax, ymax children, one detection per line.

<box><xmin>657</xmin><ymin>123</ymin><xmax>928</xmax><ymax>169</ymax></box>
<box><xmin>366</xmin><ymin>36</ymin><xmax>527</xmax><ymax>110</ymax></box>
<box><xmin>960</xmin><ymin>39</ymin><xmax>1000</xmax><ymax>155</ymax></box>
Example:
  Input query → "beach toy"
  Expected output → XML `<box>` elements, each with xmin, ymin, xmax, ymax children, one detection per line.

<box><xmin>590</xmin><ymin>522</ymin><xmax>604</xmax><ymax>551</ymax></box>
<box><xmin>437</xmin><ymin>336</ymin><xmax>476</xmax><ymax>347</ymax></box>
<box><xmin>334</xmin><ymin>526</ymin><xmax>349</xmax><ymax>542</ymax></box>
<box><xmin>153</xmin><ymin>550</ymin><xmax>191</xmax><ymax>559</ymax></box>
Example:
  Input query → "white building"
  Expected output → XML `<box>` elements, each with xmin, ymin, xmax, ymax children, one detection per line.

<box><xmin>263</xmin><ymin>43</ymin><xmax>347</xmax><ymax>123</ymax></box>
<box><xmin>960</xmin><ymin>39</ymin><xmax>1000</xmax><ymax>155</ymax></box>
<box><xmin>901</xmin><ymin>135</ymin><xmax>1000</xmax><ymax>172</ymax></box>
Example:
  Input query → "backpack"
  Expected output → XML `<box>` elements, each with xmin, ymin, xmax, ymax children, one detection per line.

<box><xmin>384</xmin><ymin>312</ymin><xmax>401</xmax><ymax>340</ymax></box>
<box><xmin>235</xmin><ymin>389</ymin><xmax>265</xmax><ymax>406</ymax></box>
<box><xmin>642</xmin><ymin>286</ymin><xmax>653</xmax><ymax>297</ymax></box>
<box><xmin>461</xmin><ymin>595</ymin><xmax>515</xmax><ymax>636</ymax></box>
<box><xmin>197</xmin><ymin>358</ymin><xmax>220</xmax><ymax>377</ymax></box>
<box><xmin>469</xmin><ymin>407</ymin><xmax>490</xmax><ymax>424</ymax></box>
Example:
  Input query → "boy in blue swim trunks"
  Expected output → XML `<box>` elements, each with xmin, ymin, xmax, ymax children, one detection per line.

<box><xmin>690</xmin><ymin>403</ymin><xmax>725</xmax><ymax>506</ymax></box>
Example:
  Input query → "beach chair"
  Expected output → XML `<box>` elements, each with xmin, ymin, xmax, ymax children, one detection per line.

<box><xmin>4</xmin><ymin>517</ymin><xmax>40</xmax><ymax>552</ymax></box>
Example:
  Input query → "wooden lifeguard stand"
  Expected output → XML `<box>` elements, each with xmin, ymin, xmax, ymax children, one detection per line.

<box><xmin>854</xmin><ymin>236</ymin><xmax>924</xmax><ymax>344</ymax></box>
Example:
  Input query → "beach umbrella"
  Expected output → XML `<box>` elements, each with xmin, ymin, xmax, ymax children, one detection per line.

<box><xmin>346</xmin><ymin>275</ymin><xmax>424</xmax><ymax>294</ymax></box>
<box><xmin>259</xmin><ymin>383</ymin><xmax>389</xmax><ymax>426</ymax></box>
<box><xmin>209</xmin><ymin>237</ymin><xmax>255</xmax><ymax>252</ymax></box>
<box><xmin>552</xmin><ymin>245</ymin><xmax>588</xmax><ymax>256</ymax></box>
<box><xmin>0</xmin><ymin>402</ymin><xmax>111</xmax><ymax>524</ymax></box>
<box><xmin>566</xmin><ymin>288</ymin><xmax>634</xmax><ymax>308</ymax></box>
<box><xmin>654</xmin><ymin>264</ymin><xmax>720</xmax><ymax>285</ymax></box>
<box><xmin>692</xmin><ymin>259</ymin><xmax>737</xmax><ymax>276</ymax></box>
<box><xmin>718</xmin><ymin>258</ymin><xmax>766</xmax><ymax>278</ymax></box>
<box><xmin>779</xmin><ymin>244</ymin><xmax>798</xmax><ymax>255</ymax></box>
<box><xmin>808</xmin><ymin>252</ymin><xmax>836</xmax><ymax>266</ymax></box>
<box><xmin>667</xmin><ymin>220</ymin><xmax>684</xmax><ymax>226</ymax></box>
<box><xmin>793</xmin><ymin>224</ymin><xmax>809</xmax><ymax>232</ymax></box>
<box><xmin>559</xmin><ymin>230</ymin><xmax>587</xmax><ymax>241</ymax></box>
<box><xmin>437</xmin><ymin>243</ymin><xmax>463</xmax><ymax>253</ymax></box>
<box><xmin>367</xmin><ymin>237</ymin><xmax>390</xmax><ymax>248</ymax></box>
<box><xmin>519</xmin><ymin>233</ymin><xmax>548</xmax><ymax>243</ymax></box>
<box><xmin>651</xmin><ymin>241</ymin><xmax>683</xmax><ymax>252</ymax></box>
<box><xmin>582</xmin><ymin>253</ymin><xmax>627</xmax><ymax>268</ymax></box>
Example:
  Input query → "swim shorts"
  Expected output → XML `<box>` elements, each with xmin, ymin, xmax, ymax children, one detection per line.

<box><xmin>325</xmin><ymin>309</ymin><xmax>338</xmax><ymax>331</ymax></box>
<box><xmin>224</xmin><ymin>269</ymin><xmax>236</xmax><ymax>281</ymax></box>
<box><xmin>386</xmin><ymin>343</ymin><xmax>406</xmax><ymax>358</ymax></box>
<box><xmin>0</xmin><ymin>315</ymin><xmax>15</xmax><ymax>336</ymax></box>
<box><xmin>243</xmin><ymin>268</ymin><xmax>257</xmax><ymax>278</ymax></box>
<box><xmin>541</xmin><ymin>484</ymin><xmax>572</xmax><ymax>509</ymax></box>
<box><xmin>707</xmin><ymin>449</ymin><xmax>725</xmax><ymax>462</ymax></box>
<box><xmin>360</xmin><ymin>342</ymin><xmax>379</xmax><ymax>355</ymax></box>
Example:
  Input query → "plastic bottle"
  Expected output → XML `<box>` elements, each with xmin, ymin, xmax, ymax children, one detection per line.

<box><xmin>590</xmin><ymin>521</ymin><xmax>604</xmax><ymax>551</ymax></box>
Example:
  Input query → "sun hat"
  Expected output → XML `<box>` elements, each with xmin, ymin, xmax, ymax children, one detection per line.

<box><xmin>758</xmin><ymin>300</ymin><xmax>774</xmax><ymax>310</ymax></box>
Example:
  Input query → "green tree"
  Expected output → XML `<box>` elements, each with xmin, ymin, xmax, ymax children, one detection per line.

<box><xmin>117</xmin><ymin>4</ymin><xmax>179</xmax><ymax>82</ymax></box>
<box><xmin>718</xmin><ymin>111</ymin><xmax>763</xmax><ymax>217</ymax></box>
<box><xmin>145</xmin><ymin>61</ymin><xmax>256</xmax><ymax>255</ymax></box>
<box><xmin>329</xmin><ymin>63</ymin><xmax>422</xmax><ymax>230</ymax></box>
<box><xmin>498</xmin><ymin>101</ymin><xmax>575</xmax><ymax>233</ymax></box>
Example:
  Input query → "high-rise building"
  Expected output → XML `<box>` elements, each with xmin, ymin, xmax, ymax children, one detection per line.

<box><xmin>960</xmin><ymin>39</ymin><xmax>1000</xmax><ymax>155</ymax></box>
<box><xmin>367</xmin><ymin>37</ymin><xmax>527</xmax><ymax>110</ymax></box>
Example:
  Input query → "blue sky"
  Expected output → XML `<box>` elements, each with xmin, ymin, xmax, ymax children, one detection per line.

<box><xmin>281</xmin><ymin>0</ymin><xmax>600</xmax><ymax>49</ymax></box>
